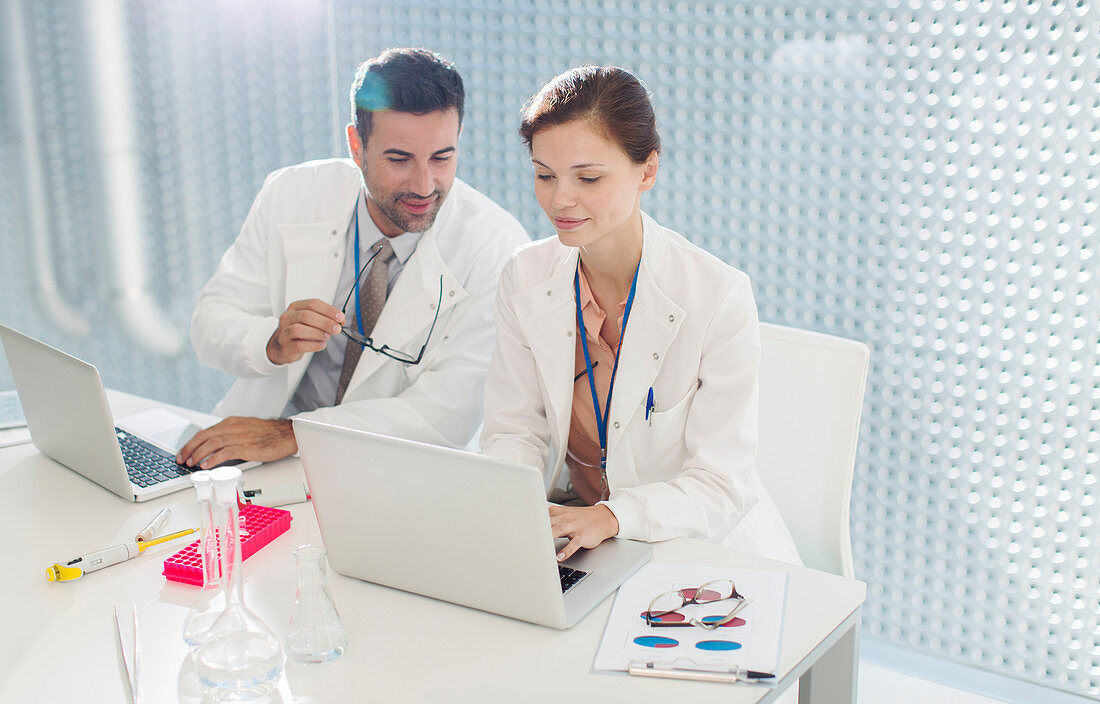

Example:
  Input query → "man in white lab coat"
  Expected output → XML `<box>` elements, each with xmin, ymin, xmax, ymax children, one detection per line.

<box><xmin>178</xmin><ymin>48</ymin><xmax>528</xmax><ymax>469</ymax></box>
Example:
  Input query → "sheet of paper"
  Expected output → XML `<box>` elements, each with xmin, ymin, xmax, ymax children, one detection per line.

<box><xmin>0</xmin><ymin>426</ymin><xmax>32</xmax><ymax>448</ymax></box>
<box><xmin>0</xmin><ymin>390</ymin><xmax>27</xmax><ymax>430</ymax></box>
<box><xmin>592</xmin><ymin>562</ymin><xmax>787</xmax><ymax>677</ymax></box>
<box><xmin>115</xmin><ymin>407</ymin><xmax>219</xmax><ymax>453</ymax></box>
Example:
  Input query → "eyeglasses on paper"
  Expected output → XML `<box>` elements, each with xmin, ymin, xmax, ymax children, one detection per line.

<box><xmin>642</xmin><ymin>579</ymin><xmax>751</xmax><ymax>630</ymax></box>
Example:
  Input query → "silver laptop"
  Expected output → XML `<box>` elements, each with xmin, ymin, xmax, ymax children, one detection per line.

<box><xmin>0</xmin><ymin>323</ymin><xmax>256</xmax><ymax>502</ymax></box>
<box><xmin>294</xmin><ymin>418</ymin><xmax>653</xmax><ymax>629</ymax></box>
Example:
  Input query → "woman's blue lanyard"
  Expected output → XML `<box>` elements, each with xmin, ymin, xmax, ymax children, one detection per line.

<box><xmin>575</xmin><ymin>260</ymin><xmax>640</xmax><ymax>494</ymax></box>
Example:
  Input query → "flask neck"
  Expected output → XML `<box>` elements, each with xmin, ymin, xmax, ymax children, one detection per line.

<box><xmin>293</xmin><ymin>546</ymin><xmax>329</xmax><ymax>590</ymax></box>
<box><xmin>295</xmin><ymin>556</ymin><xmax>326</xmax><ymax>589</ymax></box>
<box><xmin>217</xmin><ymin>498</ymin><xmax>245</xmax><ymax>606</ymax></box>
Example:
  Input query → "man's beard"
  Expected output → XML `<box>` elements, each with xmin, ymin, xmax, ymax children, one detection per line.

<box><xmin>373</xmin><ymin>188</ymin><xmax>446</xmax><ymax>233</ymax></box>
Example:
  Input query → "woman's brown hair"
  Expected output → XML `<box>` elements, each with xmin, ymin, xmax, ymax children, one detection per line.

<box><xmin>519</xmin><ymin>66</ymin><xmax>660</xmax><ymax>165</ymax></box>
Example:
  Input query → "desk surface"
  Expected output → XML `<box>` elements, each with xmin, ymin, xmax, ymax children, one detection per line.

<box><xmin>0</xmin><ymin>391</ymin><xmax>865</xmax><ymax>703</ymax></box>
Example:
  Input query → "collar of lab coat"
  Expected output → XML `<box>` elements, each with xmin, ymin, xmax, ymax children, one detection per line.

<box><xmin>278</xmin><ymin>182</ymin><xmax>468</xmax><ymax>397</ymax></box>
<box><xmin>511</xmin><ymin>212</ymin><xmax>685</xmax><ymax>490</ymax></box>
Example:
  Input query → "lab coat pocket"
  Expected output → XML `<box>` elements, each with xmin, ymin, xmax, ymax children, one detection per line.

<box><xmin>642</xmin><ymin>381</ymin><xmax>700</xmax><ymax>456</ymax></box>
<box><xmin>278</xmin><ymin>223</ymin><xmax>344</xmax><ymax>307</ymax></box>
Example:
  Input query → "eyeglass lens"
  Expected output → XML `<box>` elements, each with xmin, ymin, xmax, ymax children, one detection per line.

<box><xmin>686</xmin><ymin>579</ymin><xmax>737</xmax><ymax>603</ymax></box>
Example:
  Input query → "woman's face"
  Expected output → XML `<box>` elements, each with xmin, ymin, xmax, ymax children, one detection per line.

<box><xmin>530</xmin><ymin>119</ymin><xmax>657</xmax><ymax>253</ymax></box>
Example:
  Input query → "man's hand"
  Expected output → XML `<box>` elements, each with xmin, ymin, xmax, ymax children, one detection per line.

<box><xmin>176</xmin><ymin>417</ymin><xmax>297</xmax><ymax>469</ymax></box>
<box><xmin>266</xmin><ymin>299</ymin><xmax>345</xmax><ymax>365</ymax></box>
<box><xmin>549</xmin><ymin>504</ymin><xmax>620</xmax><ymax>562</ymax></box>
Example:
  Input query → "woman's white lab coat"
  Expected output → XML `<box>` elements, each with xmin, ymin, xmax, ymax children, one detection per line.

<box><xmin>481</xmin><ymin>213</ymin><xmax>800</xmax><ymax>563</ymax></box>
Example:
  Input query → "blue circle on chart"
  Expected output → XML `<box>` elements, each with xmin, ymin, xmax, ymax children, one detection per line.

<box><xmin>695</xmin><ymin>640</ymin><xmax>742</xmax><ymax>651</ymax></box>
<box><xmin>633</xmin><ymin>635</ymin><xmax>679</xmax><ymax>648</ymax></box>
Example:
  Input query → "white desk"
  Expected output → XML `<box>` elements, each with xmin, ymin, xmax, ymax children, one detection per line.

<box><xmin>0</xmin><ymin>391</ymin><xmax>865</xmax><ymax>703</ymax></box>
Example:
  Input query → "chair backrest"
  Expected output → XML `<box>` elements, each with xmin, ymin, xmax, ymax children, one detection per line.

<box><xmin>756</xmin><ymin>323</ymin><xmax>870</xmax><ymax>578</ymax></box>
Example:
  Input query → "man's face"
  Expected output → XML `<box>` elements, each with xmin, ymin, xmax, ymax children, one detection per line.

<box><xmin>350</xmin><ymin>108</ymin><xmax>460</xmax><ymax>237</ymax></box>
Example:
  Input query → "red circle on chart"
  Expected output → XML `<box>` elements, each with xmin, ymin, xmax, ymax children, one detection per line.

<box><xmin>641</xmin><ymin>611</ymin><xmax>686</xmax><ymax>623</ymax></box>
<box><xmin>680</xmin><ymin>587</ymin><xmax>722</xmax><ymax>601</ymax></box>
<box><xmin>718</xmin><ymin>617</ymin><xmax>747</xmax><ymax>628</ymax></box>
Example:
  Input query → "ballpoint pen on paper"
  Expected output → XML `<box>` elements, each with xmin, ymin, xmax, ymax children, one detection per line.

<box><xmin>46</xmin><ymin>527</ymin><xmax>199</xmax><ymax>582</ymax></box>
<box><xmin>628</xmin><ymin>660</ymin><xmax>775</xmax><ymax>683</ymax></box>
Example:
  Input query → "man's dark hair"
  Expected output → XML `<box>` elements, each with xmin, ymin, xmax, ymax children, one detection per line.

<box><xmin>350</xmin><ymin>48</ymin><xmax>465</xmax><ymax>145</ymax></box>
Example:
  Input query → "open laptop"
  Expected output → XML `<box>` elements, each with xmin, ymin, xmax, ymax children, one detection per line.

<box><xmin>0</xmin><ymin>323</ymin><xmax>256</xmax><ymax>502</ymax></box>
<box><xmin>294</xmin><ymin>418</ymin><xmax>653</xmax><ymax>629</ymax></box>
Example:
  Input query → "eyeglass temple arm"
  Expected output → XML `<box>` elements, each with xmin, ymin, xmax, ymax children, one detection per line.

<box><xmin>402</xmin><ymin>276</ymin><xmax>445</xmax><ymax>364</ymax></box>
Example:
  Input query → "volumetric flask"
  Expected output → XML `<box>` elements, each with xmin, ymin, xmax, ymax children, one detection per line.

<box><xmin>193</xmin><ymin>467</ymin><xmax>283</xmax><ymax>700</ymax></box>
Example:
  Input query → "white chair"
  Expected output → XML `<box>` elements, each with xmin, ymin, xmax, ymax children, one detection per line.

<box><xmin>756</xmin><ymin>322</ymin><xmax>870</xmax><ymax>578</ymax></box>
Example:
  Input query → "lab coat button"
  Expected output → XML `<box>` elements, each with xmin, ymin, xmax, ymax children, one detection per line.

<box><xmin>331</xmin><ymin>229</ymin><xmax>338</xmax><ymax>235</ymax></box>
<box><xmin>613</xmin><ymin>421</ymin><xmax>620</xmax><ymax>429</ymax></box>
<box><xmin>448</xmin><ymin>290</ymin><xmax>455</xmax><ymax>297</ymax></box>
<box><xmin>546</xmin><ymin>290</ymin><xmax>552</xmax><ymax>296</ymax></box>
<box><xmin>668</xmin><ymin>314</ymin><xmax>675</xmax><ymax>322</ymax></box>
<box><xmin>566</xmin><ymin>330</ymin><xmax>573</xmax><ymax>337</ymax></box>
<box><xmin>653</xmin><ymin>352</ymin><xmax>660</xmax><ymax>360</ymax></box>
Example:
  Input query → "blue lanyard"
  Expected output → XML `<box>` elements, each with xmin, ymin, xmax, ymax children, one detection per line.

<box><xmin>351</xmin><ymin>197</ymin><xmax>380</xmax><ymax>338</ymax></box>
<box><xmin>353</xmin><ymin>200</ymin><xmax>365</xmax><ymax>337</ymax></box>
<box><xmin>575</xmin><ymin>260</ymin><xmax>640</xmax><ymax>474</ymax></box>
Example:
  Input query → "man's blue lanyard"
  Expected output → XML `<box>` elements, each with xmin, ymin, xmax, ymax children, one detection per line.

<box><xmin>352</xmin><ymin>196</ymin><xmax>371</xmax><ymax>338</ymax></box>
<box><xmin>575</xmin><ymin>260</ymin><xmax>640</xmax><ymax>479</ymax></box>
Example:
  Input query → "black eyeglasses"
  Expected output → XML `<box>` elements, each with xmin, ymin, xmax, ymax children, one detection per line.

<box><xmin>339</xmin><ymin>246</ymin><xmax>443</xmax><ymax>365</ymax></box>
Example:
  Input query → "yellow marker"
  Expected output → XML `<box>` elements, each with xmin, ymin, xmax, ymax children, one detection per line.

<box><xmin>45</xmin><ymin>527</ymin><xmax>198</xmax><ymax>582</ymax></box>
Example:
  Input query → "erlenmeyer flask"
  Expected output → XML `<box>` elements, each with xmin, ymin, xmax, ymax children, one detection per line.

<box><xmin>193</xmin><ymin>467</ymin><xmax>283</xmax><ymax>699</ymax></box>
<box><xmin>285</xmin><ymin>545</ymin><xmax>348</xmax><ymax>665</ymax></box>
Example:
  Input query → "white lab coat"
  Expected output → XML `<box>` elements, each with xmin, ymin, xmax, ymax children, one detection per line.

<box><xmin>481</xmin><ymin>213</ymin><xmax>800</xmax><ymax>563</ymax></box>
<box><xmin>192</xmin><ymin>158</ymin><xmax>529</xmax><ymax>448</ymax></box>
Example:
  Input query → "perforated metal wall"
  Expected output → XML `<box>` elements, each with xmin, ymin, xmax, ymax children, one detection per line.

<box><xmin>0</xmin><ymin>1</ymin><xmax>1095</xmax><ymax>696</ymax></box>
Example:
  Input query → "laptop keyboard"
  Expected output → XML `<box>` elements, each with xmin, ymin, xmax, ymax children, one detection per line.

<box><xmin>116</xmin><ymin>428</ymin><xmax>190</xmax><ymax>488</ymax></box>
<box><xmin>559</xmin><ymin>565</ymin><xmax>587</xmax><ymax>593</ymax></box>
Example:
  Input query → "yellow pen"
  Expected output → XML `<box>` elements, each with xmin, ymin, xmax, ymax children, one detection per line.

<box><xmin>45</xmin><ymin>527</ymin><xmax>198</xmax><ymax>582</ymax></box>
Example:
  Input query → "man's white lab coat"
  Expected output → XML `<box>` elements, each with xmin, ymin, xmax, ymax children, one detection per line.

<box><xmin>481</xmin><ymin>213</ymin><xmax>799</xmax><ymax>562</ymax></box>
<box><xmin>192</xmin><ymin>158</ymin><xmax>529</xmax><ymax>448</ymax></box>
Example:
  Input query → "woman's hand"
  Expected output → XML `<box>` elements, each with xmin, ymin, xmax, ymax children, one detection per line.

<box><xmin>549</xmin><ymin>504</ymin><xmax>620</xmax><ymax>561</ymax></box>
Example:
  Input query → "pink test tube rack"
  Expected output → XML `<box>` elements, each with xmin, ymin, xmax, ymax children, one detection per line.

<box><xmin>162</xmin><ymin>503</ymin><xmax>292</xmax><ymax>586</ymax></box>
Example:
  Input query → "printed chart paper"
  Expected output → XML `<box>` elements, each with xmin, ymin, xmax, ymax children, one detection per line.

<box><xmin>593</xmin><ymin>563</ymin><xmax>787</xmax><ymax>677</ymax></box>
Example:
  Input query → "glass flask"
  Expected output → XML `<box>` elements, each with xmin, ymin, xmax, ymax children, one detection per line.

<box><xmin>193</xmin><ymin>466</ymin><xmax>284</xmax><ymax>699</ymax></box>
<box><xmin>285</xmin><ymin>545</ymin><xmax>348</xmax><ymax>665</ymax></box>
<box><xmin>182</xmin><ymin>471</ymin><xmax>226</xmax><ymax>649</ymax></box>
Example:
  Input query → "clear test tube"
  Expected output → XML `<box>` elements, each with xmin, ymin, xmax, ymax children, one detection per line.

<box><xmin>134</xmin><ymin>507</ymin><xmax>171</xmax><ymax>542</ymax></box>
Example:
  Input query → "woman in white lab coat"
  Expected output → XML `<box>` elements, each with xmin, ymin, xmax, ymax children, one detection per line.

<box><xmin>480</xmin><ymin>66</ymin><xmax>800</xmax><ymax>565</ymax></box>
